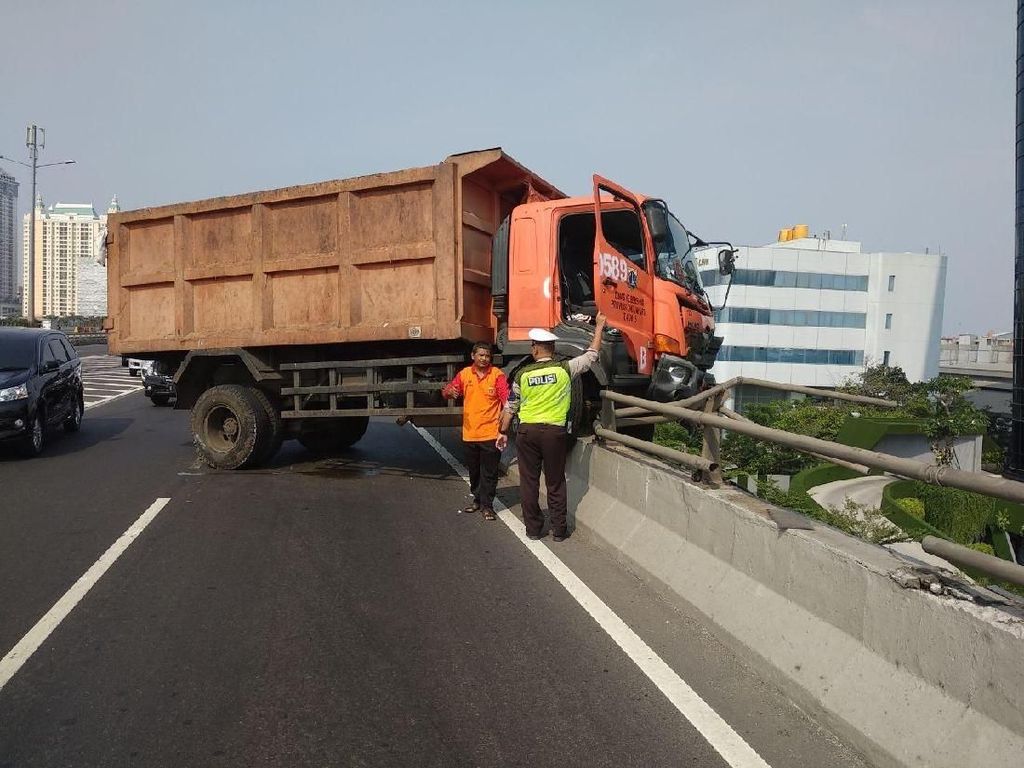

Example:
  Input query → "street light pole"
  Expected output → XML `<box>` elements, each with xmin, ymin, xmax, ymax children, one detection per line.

<box><xmin>26</xmin><ymin>125</ymin><xmax>40</xmax><ymax>325</ymax></box>
<box><xmin>0</xmin><ymin>125</ymin><xmax>74</xmax><ymax>325</ymax></box>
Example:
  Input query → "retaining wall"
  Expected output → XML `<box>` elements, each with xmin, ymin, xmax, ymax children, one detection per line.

<box><xmin>567</xmin><ymin>438</ymin><xmax>1024</xmax><ymax>768</ymax></box>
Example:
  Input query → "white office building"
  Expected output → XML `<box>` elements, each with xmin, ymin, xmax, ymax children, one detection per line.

<box><xmin>0</xmin><ymin>168</ymin><xmax>19</xmax><ymax>317</ymax></box>
<box><xmin>22</xmin><ymin>195</ymin><xmax>117</xmax><ymax>318</ymax></box>
<box><xmin>699</xmin><ymin>234</ymin><xmax>947</xmax><ymax>411</ymax></box>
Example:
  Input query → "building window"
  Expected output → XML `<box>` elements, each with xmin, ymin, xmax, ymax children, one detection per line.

<box><xmin>716</xmin><ymin>307</ymin><xmax>867</xmax><ymax>329</ymax></box>
<box><xmin>717</xmin><ymin>346</ymin><xmax>865</xmax><ymax>366</ymax></box>
<box><xmin>887</xmin><ymin>275</ymin><xmax>895</xmax><ymax>292</ymax></box>
<box><xmin>884</xmin><ymin>313</ymin><xmax>892</xmax><ymax>330</ymax></box>
<box><xmin>883</xmin><ymin>351</ymin><xmax>891</xmax><ymax>366</ymax></box>
<box><xmin>700</xmin><ymin>269</ymin><xmax>869</xmax><ymax>292</ymax></box>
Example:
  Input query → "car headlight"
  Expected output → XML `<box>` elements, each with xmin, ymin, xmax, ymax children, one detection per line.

<box><xmin>0</xmin><ymin>383</ymin><xmax>29</xmax><ymax>402</ymax></box>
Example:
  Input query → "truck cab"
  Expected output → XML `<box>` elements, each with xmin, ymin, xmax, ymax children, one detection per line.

<box><xmin>495</xmin><ymin>175</ymin><xmax>730</xmax><ymax>402</ymax></box>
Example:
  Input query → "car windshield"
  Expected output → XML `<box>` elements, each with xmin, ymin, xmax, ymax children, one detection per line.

<box><xmin>647</xmin><ymin>205</ymin><xmax>705</xmax><ymax>295</ymax></box>
<box><xmin>0</xmin><ymin>337</ymin><xmax>37</xmax><ymax>370</ymax></box>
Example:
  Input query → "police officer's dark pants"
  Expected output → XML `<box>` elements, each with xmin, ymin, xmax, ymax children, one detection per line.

<box><xmin>515</xmin><ymin>423</ymin><xmax>569</xmax><ymax>536</ymax></box>
<box><xmin>464</xmin><ymin>439</ymin><xmax>501</xmax><ymax>509</ymax></box>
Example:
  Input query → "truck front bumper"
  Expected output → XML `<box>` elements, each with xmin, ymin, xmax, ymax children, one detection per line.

<box><xmin>647</xmin><ymin>354</ymin><xmax>707</xmax><ymax>403</ymax></box>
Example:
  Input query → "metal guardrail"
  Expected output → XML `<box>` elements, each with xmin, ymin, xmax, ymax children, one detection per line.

<box><xmin>922</xmin><ymin>537</ymin><xmax>1024</xmax><ymax>588</ymax></box>
<box><xmin>596</xmin><ymin>381</ymin><xmax>1024</xmax><ymax>589</ymax></box>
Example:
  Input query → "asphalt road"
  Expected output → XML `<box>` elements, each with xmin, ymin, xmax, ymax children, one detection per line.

<box><xmin>0</xmin><ymin>364</ymin><xmax>872</xmax><ymax>768</ymax></box>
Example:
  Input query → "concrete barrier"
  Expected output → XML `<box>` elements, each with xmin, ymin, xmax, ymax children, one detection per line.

<box><xmin>68</xmin><ymin>333</ymin><xmax>106</xmax><ymax>347</ymax></box>
<box><xmin>566</xmin><ymin>438</ymin><xmax>1024</xmax><ymax>768</ymax></box>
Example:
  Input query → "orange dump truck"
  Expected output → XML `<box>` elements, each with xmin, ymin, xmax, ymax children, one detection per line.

<box><xmin>106</xmin><ymin>148</ymin><xmax>734</xmax><ymax>468</ymax></box>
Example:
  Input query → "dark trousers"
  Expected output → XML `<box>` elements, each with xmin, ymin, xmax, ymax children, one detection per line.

<box><xmin>515</xmin><ymin>423</ymin><xmax>569</xmax><ymax>536</ymax></box>
<box><xmin>465</xmin><ymin>439</ymin><xmax>501</xmax><ymax>509</ymax></box>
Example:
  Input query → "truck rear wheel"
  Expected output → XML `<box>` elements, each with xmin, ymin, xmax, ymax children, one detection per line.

<box><xmin>298</xmin><ymin>416</ymin><xmax>369</xmax><ymax>455</ymax></box>
<box><xmin>249</xmin><ymin>387</ymin><xmax>284</xmax><ymax>464</ymax></box>
<box><xmin>191</xmin><ymin>384</ymin><xmax>270</xmax><ymax>470</ymax></box>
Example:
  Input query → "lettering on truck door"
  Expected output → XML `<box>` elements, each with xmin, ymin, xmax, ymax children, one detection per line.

<box><xmin>591</xmin><ymin>175</ymin><xmax>655</xmax><ymax>375</ymax></box>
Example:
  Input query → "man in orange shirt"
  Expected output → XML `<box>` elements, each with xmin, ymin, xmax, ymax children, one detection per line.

<box><xmin>442</xmin><ymin>342</ymin><xmax>509</xmax><ymax>521</ymax></box>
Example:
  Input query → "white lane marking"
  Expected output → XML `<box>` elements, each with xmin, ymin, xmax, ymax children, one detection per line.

<box><xmin>78</xmin><ymin>356</ymin><xmax>145</xmax><ymax>410</ymax></box>
<box><xmin>84</xmin><ymin>388</ymin><xmax>141</xmax><ymax>411</ymax></box>
<box><xmin>413</xmin><ymin>426</ymin><xmax>771</xmax><ymax>768</ymax></box>
<box><xmin>0</xmin><ymin>498</ymin><xmax>171</xmax><ymax>693</ymax></box>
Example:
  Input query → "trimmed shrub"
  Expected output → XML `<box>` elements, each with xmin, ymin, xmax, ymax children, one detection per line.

<box><xmin>880</xmin><ymin>481</ymin><xmax>948</xmax><ymax>541</ymax></box>
<box><xmin>969</xmin><ymin>542</ymin><xmax>995</xmax><ymax>557</ymax></box>
<box><xmin>895</xmin><ymin>497</ymin><xmax>924</xmax><ymax>519</ymax></box>
<box><xmin>911</xmin><ymin>482</ymin><xmax>996</xmax><ymax>546</ymax></box>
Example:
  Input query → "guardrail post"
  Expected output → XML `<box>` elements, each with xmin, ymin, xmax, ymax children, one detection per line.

<box><xmin>600</xmin><ymin>393</ymin><xmax>617</xmax><ymax>431</ymax></box>
<box><xmin>701</xmin><ymin>394</ymin><xmax>724</xmax><ymax>485</ymax></box>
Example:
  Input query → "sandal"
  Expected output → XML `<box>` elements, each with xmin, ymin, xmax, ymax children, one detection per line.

<box><xmin>482</xmin><ymin>508</ymin><xmax>497</xmax><ymax>521</ymax></box>
<box><xmin>462</xmin><ymin>502</ymin><xmax>481</xmax><ymax>514</ymax></box>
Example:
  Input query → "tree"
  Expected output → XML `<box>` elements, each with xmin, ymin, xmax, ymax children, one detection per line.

<box><xmin>721</xmin><ymin>398</ymin><xmax>851</xmax><ymax>476</ymax></box>
<box><xmin>844</xmin><ymin>363</ymin><xmax>913</xmax><ymax>402</ymax></box>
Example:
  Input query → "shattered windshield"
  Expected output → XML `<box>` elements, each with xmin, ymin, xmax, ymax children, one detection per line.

<box><xmin>646</xmin><ymin>205</ymin><xmax>705</xmax><ymax>294</ymax></box>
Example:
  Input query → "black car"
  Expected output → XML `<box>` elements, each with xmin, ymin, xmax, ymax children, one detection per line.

<box><xmin>0</xmin><ymin>327</ymin><xmax>84</xmax><ymax>456</ymax></box>
<box><xmin>143</xmin><ymin>359</ymin><xmax>176</xmax><ymax>406</ymax></box>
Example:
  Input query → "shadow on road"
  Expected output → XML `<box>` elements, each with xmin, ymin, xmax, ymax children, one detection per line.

<box><xmin>0</xmin><ymin>416</ymin><xmax>133</xmax><ymax>462</ymax></box>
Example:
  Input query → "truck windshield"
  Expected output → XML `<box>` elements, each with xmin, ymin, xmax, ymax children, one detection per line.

<box><xmin>649</xmin><ymin>207</ymin><xmax>705</xmax><ymax>295</ymax></box>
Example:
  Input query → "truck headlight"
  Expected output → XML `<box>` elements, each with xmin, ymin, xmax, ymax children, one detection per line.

<box><xmin>0</xmin><ymin>383</ymin><xmax>28</xmax><ymax>402</ymax></box>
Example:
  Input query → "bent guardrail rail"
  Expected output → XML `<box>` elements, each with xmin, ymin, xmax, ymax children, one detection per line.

<box><xmin>596</xmin><ymin>383</ymin><xmax>1024</xmax><ymax>588</ymax></box>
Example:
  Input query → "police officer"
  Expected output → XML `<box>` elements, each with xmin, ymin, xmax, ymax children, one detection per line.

<box><xmin>496</xmin><ymin>313</ymin><xmax>607</xmax><ymax>541</ymax></box>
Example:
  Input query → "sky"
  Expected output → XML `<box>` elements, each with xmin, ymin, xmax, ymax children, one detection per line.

<box><xmin>0</xmin><ymin>0</ymin><xmax>1014</xmax><ymax>334</ymax></box>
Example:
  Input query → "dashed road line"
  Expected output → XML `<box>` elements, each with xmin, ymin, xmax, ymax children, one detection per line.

<box><xmin>0</xmin><ymin>497</ymin><xmax>172</xmax><ymax>693</ymax></box>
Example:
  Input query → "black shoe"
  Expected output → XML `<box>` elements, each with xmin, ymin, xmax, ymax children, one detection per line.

<box><xmin>526</xmin><ymin>531</ymin><xmax>546</xmax><ymax>540</ymax></box>
<box><xmin>551</xmin><ymin>531</ymin><xmax>570</xmax><ymax>542</ymax></box>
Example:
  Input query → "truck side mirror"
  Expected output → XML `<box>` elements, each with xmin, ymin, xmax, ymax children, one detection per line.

<box><xmin>647</xmin><ymin>205</ymin><xmax>668</xmax><ymax>244</ymax></box>
<box><xmin>718</xmin><ymin>248</ymin><xmax>736</xmax><ymax>276</ymax></box>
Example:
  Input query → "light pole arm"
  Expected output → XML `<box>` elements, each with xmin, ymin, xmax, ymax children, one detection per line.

<box><xmin>3</xmin><ymin>134</ymin><xmax>77</xmax><ymax>323</ymax></box>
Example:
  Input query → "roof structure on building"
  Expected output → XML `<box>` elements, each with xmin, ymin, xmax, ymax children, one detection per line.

<box><xmin>49</xmin><ymin>203</ymin><xmax>98</xmax><ymax>217</ymax></box>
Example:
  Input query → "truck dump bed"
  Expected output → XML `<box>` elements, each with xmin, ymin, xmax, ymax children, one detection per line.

<box><xmin>106</xmin><ymin>149</ymin><xmax>563</xmax><ymax>355</ymax></box>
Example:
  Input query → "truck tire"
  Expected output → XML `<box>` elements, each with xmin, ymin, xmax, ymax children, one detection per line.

<box><xmin>249</xmin><ymin>387</ymin><xmax>284</xmax><ymax>464</ymax></box>
<box><xmin>191</xmin><ymin>384</ymin><xmax>270</xmax><ymax>470</ymax></box>
<box><xmin>298</xmin><ymin>416</ymin><xmax>369</xmax><ymax>455</ymax></box>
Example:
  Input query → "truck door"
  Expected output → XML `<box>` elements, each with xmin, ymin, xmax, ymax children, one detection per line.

<box><xmin>592</xmin><ymin>175</ymin><xmax>655</xmax><ymax>375</ymax></box>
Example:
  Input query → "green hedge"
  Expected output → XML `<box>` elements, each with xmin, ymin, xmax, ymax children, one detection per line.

<box><xmin>991</xmin><ymin>526</ymin><xmax>1016</xmax><ymax>561</ymax></box>
<box><xmin>911</xmin><ymin>482</ymin><xmax>996</xmax><ymax>545</ymax></box>
<box><xmin>880</xmin><ymin>481</ymin><xmax>949</xmax><ymax>541</ymax></box>
<box><xmin>789</xmin><ymin>463</ymin><xmax>863</xmax><ymax>497</ymax></box>
<box><xmin>894</xmin><ymin>497</ymin><xmax>924</xmax><ymax>519</ymax></box>
<box><xmin>835</xmin><ymin>416</ymin><xmax>926</xmax><ymax>450</ymax></box>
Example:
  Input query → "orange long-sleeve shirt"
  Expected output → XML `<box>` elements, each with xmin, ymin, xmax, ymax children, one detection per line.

<box><xmin>445</xmin><ymin>365</ymin><xmax>509</xmax><ymax>442</ymax></box>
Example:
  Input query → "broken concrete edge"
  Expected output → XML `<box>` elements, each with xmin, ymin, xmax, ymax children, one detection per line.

<box><xmin>564</xmin><ymin>437</ymin><xmax>1024</xmax><ymax>768</ymax></box>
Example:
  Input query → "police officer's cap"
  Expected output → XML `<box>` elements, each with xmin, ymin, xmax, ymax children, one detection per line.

<box><xmin>528</xmin><ymin>328</ymin><xmax>559</xmax><ymax>343</ymax></box>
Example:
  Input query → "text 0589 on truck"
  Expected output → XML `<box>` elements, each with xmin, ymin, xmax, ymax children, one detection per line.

<box><xmin>104</xmin><ymin>149</ymin><xmax>735</xmax><ymax>469</ymax></box>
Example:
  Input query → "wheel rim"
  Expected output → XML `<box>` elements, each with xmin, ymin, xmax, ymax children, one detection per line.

<box><xmin>32</xmin><ymin>417</ymin><xmax>43</xmax><ymax>451</ymax></box>
<box><xmin>72</xmin><ymin>400</ymin><xmax>81</xmax><ymax>426</ymax></box>
<box><xmin>204</xmin><ymin>404</ymin><xmax>242</xmax><ymax>453</ymax></box>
